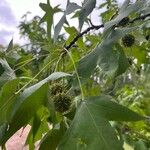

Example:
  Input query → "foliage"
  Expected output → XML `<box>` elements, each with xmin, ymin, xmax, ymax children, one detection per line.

<box><xmin>0</xmin><ymin>0</ymin><xmax>150</xmax><ymax>149</ymax></box>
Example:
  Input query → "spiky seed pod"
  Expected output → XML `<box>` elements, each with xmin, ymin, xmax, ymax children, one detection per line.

<box><xmin>136</xmin><ymin>66</ymin><xmax>142</xmax><ymax>75</ymax></box>
<box><xmin>128</xmin><ymin>58</ymin><xmax>132</xmax><ymax>65</ymax></box>
<box><xmin>136</xmin><ymin>69</ymin><xmax>141</xmax><ymax>75</ymax></box>
<box><xmin>122</xmin><ymin>34</ymin><xmax>135</xmax><ymax>47</ymax></box>
<box><xmin>50</xmin><ymin>83</ymin><xmax>63</xmax><ymax>96</ymax></box>
<box><xmin>146</xmin><ymin>35</ymin><xmax>150</xmax><ymax>41</ymax></box>
<box><xmin>118</xmin><ymin>17</ymin><xmax>130</xmax><ymax>27</ymax></box>
<box><xmin>74</xmin><ymin>89</ymin><xmax>81</xmax><ymax>96</ymax></box>
<box><xmin>53</xmin><ymin>93</ymin><xmax>72</xmax><ymax>113</ymax></box>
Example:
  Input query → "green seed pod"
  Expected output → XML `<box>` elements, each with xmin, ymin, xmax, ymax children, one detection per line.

<box><xmin>53</xmin><ymin>93</ymin><xmax>72</xmax><ymax>113</ymax></box>
<box><xmin>118</xmin><ymin>17</ymin><xmax>130</xmax><ymax>27</ymax></box>
<box><xmin>122</xmin><ymin>34</ymin><xmax>135</xmax><ymax>47</ymax></box>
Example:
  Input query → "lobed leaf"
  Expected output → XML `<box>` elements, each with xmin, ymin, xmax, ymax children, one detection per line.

<box><xmin>58</xmin><ymin>96</ymin><xmax>143</xmax><ymax>149</ymax></box>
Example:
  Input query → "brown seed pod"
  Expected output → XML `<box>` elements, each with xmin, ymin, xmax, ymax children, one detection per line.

<box><xmin>53</xmin><ymin>93</ymin><xmax>72</xmax><ymax>113</ymax></box>
<box><xmin>122</xmin><ymin>34</ymin><xmax>135</xmax><ymax>47</ymax></box>
<box><xmin>118</xmin><ymin>17</ymin><xmax>130</xmax><ymax>27</ymax></box>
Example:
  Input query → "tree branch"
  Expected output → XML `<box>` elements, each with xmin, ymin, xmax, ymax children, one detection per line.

<box><xmin>64</xmin><ymin>13</ymin><xmax>150</xmax><ymax>51</ymax></box>
<box><xmin>65</xmin><ymin>24</ymin><xmax>104</xmax><ymax>50</ymax></box>
<box><xmin>129</xmin><ymin>13</ymin><xmax>150</xmax><ymax>23</ymax></box>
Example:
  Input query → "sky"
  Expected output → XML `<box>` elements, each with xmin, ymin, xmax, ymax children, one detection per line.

<box><xmin>0</xmin><ymin>0</ymin><xmax>83</xmax><ymax>45</ymax></box>
<box><xmin>0</xmin><ymin>0</ymin><xmax>122</xmax><ymax>46</ymax></box>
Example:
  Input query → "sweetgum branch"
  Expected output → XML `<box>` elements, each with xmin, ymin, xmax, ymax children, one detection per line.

<box><xmin>129</xmin><ymin>13</ymin><xmax>150</xmax><ymax>23</ymax></box>
<box><xmin>64</xmin><ymin>13</ymin><xmax>150</xmax><ymax>50</ymax></box>
<box><xmin>65</xmin><ymin>24</ymin><xmax>104</xmax><ymax>50</ymax></box>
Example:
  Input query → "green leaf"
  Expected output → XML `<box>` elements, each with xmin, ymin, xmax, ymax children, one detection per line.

<box><xmin>58</xmin><ymin>96</ymin><xmax>124</xmax><ymax>150</ymax></box>
<box><xmin>39</xmin><ymin>123</ymin><xmax>66</xmax><ymax>150</ymax></box>
<box><xmin>64</xmin><ymin>26</ymin><xmax>78</xmax><ymax>45</ymax></box>
<box><xmin>104</xmin><ymin>1</ymin><xmax>143</xmax><ymax>32</ymax></box>
<box><xmin>39</xmin><ymin>1</ymin><xmax>61</xmax><ymax>38</ymax></box>
<box><xmin>64</xmin><ymin>26</ymin><xmax>86</xmax><ymax>50</ymax></box>
<box><xmin>42</xmin><ymin>72</ymin><xmax>72</xmax><ymax>83</ymax></box>
<box><xmin>77</xmin><ymin>27</ymin><xmax>137</xmax><ymax>79</ymax></box>
<box><xmin>6</xmin><ymin>39</ymin><xmax>13</xmax><ymax>52</ymax></box>
<box><xmin>54</xmin><ymin>2</ymin><xmax>81</xmax><ymax>42</ymax></box>
<box><xmin>99</xmin><ymin>2</ymin><xmax>107</xmax><ymax>9</ymax></box>
<box><xmin>58</xmin><ymin>96</ymin><xmax>143</xmax><ymax>149</ymax></box>
<box><xmin>84</xmin><ymin>96</ymin><xmax>144</xmax><ymax>121</ymax></box>
<box><xmin>0</xmin><ymin>79</ymin><xmax>19</xmax><ymax>125</ymax></box>
<box><xmin>131</xmin><ymin>45</ymin><xmax>148</xmax><ymax>65</ymax></box>
<box><xmin>6</xmin><ymin>51</ymin><xmax>21</xmax><ymax>64</ymax></box>
<box><xmin>30</xmin><ymin>113</ymin><xmax>42</xmax><ymax>150</ymax></box>
<box><xmin>0</xmin><ymin>72</ymin><xmax>71</xmax><ymax>145</ymax></box>
<box><xmin>10</xmin><ymin>72</ymin><xmax>71</xmax><ymax>121</ymax></box>
<box><xmin>54</xmin><ymin>15</ymin><xmax>67</xmax><ymax>42</ymax></box>
<box><xmin>115</xmin><ymin>44</ymin><xmax>130</xmax><ymax>76</ymax></box>
<box><xmin>134</xmin><ymin>140</ymin><xmax>147</xmax><ymax>150</ymax></box>
<box><xmin>0</xmin><ymin>123</ymin><xmax>8</xmax><ymax>145</ymax></box>
<box><xmin>0</xmin><ymin>59</ymin><xmax>16</xmax><ymax>87</ymax></box>
<box><xmin>79</xmin><ymin>0</ymin><xmax>96</xmax><ymax>30</ymax></box>
<box><xmin>119</xmin><ymin>0</ymin><xmax>130</xmax><ymax>14</ymax></box>
<box><xmin>139</xmin><ymin>0</ymin><xmax>150</xmax><ymax>15</ymax></box>
<box><xmin>26</xmin><ymin>107</ymin><xmax>49</xmax><ymax>150</ymax></box>
<box><xmin>0</xmin><ymin>63</ymin><xmax>5</xmax><ymax>76</ymax></box>
<box><xmin>0</xmin><ymin>83</ymin><xmax>48</xmax><ymax>145</ymax></box>
<box><xmin>65</xmin><ymin>2</ymin><xmax>81</xmax><ymax>15</ymax></box>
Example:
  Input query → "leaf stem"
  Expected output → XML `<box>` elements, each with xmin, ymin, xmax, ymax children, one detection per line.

<box><xmin>15</xmin><ymin>58</ymin><xmax>56</xmax><ymax>95</ymax></box>
<box><xmin>63</xmin><ymin>48</ymin><xmax>84</xmax><ymax>100</ymax></box>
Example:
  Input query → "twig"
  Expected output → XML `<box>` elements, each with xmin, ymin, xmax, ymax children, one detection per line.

<box><xmin>65</xmin><ymin>24</ymin><xmax>104</xmax><ymax>50</ymax></box>
<box><xmin>88</xmin><ymin>19</ymin><xmax>95</xmax><ymax>27</ymax></box>
<box><xmin>15</xmin><ymin>58</ymin><xmax>56</xmax><ymax>95</ymax></box>
<box><xmin>64</xmin><ymin>13</ymin><xmax>150</xmax><ymax>51</ymax></box>
<box><xmin>129</xmin><ymin>13</ymin><xmax>150</xmax><ymax>23</ymax></box>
